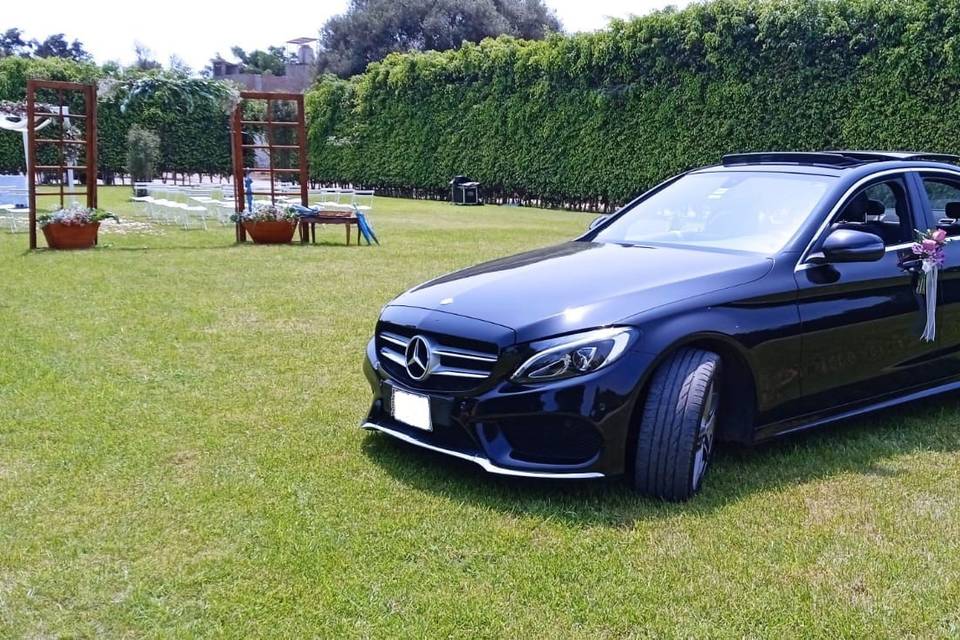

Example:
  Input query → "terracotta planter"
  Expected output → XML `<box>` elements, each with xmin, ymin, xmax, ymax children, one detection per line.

<box><xmin>42</xmin><ymin>222</ymin><xmax>100</xmax><ymax>250</ymax></box>
<box><xmin>242</xmin><ymin>220</ymin><xmax>297</xmax><ymax>244</ymax></box>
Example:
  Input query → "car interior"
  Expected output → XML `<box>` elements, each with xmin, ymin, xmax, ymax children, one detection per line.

<box><xmin>941</xmin><ymin>202</ymin><xmax>960</xmax><ymax>236</ymax></box>
<box><xmin>832</xmin><ymin>181</ymin><xmax>911</xmax><ymax>246</ymax></box>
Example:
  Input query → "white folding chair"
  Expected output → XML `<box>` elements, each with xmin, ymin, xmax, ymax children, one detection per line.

<box><xmin>215</xmin><ymin>201</ymin><xmax>236</xmax><ymax>225</ymax></box>
<box><xmin>312</xmin><ymin>187</ymin><xmax>354</xmax><ymax>213</ymax></box>
<box><xmin>352</xmin><ymin>189</ymin><xmax>375</xmax><ymax>212</ymax></box>
<box><xmin>8</xmin><ymin>207</ymin><xmax>30</xmax><ymax>233</ymax></box>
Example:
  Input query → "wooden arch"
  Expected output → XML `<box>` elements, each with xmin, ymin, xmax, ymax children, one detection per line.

<box><xmin>26</xmin><ymin>80</ymin><xmax>98</xmax><ymax>250</ymax></box>
<box><xmin>230</xmin><ymin>91</ymin><xmax>309</xmax><ymax>242</ymax></box>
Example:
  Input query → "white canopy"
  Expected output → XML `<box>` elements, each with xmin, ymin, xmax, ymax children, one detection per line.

<box><xmin>0</xmin><ymin>113</ymin><xmax>52</xmax><ymax>133</ymax></box>
<box><xmin>0</xmin><ymin>108</ymin><xmax>74</xmax><ymax>190</ymax></box>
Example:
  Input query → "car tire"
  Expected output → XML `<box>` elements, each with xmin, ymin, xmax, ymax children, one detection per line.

<box><xmin>631</xmin><ymin>348</ymin><xmax>721</xmax><ymax>501</ymax></box>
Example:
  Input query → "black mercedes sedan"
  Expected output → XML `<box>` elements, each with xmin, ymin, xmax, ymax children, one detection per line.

<box><xmin>362</xmin><ymin>151</ymin><xmax>960</xmax><ymax>500</ymax></box>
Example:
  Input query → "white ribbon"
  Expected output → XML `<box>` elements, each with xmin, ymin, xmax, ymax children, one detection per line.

<box><xmin>921</xmin><ymin>261</ymin><xmax>939</xmax><ymax>342</ymax></box>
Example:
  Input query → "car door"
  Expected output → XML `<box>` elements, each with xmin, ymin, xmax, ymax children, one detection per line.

<box><xmin>794</xmin><ymin>173</ymin><xmax>939</xmax><ymax>415</ymax></box>
<box><xmin>913</xmin><ymin>170</ymin><xmax>960</xmax><ymax>381</ymax></box>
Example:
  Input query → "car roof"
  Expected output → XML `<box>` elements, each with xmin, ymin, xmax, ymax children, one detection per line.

<box><xmin>690</xmin><ymin>151</ymin><xmax>960</xmax><ymax>179</ymax></box>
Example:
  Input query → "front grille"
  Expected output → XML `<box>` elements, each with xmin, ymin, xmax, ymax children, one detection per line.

<box><xmin>376</xmin><ymin>321</ymin><xmax>500</xmax><ymax>392</ymax></box>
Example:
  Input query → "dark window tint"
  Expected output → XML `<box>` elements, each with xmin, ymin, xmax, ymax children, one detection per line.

<box><xmin>833</xmin><ymin>179</ymin><xmax>912</xmax><ymax>246</ymax></box>
<box><xmin>923</xmin><ymin>177</ymin><xmax>960</xmax><ymax>214</ymax></box>
<box><xmin>922</xmin><ymin>176</ymin><xmax>960</xmax><ymax>237</ymax></box>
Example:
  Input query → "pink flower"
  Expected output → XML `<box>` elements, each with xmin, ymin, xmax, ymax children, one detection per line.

<box><xmin>923</xmin><ymin>239</ymin><xmax>939</xmax><ymax>253</ymax></box>
<box><xmin>932</xmin><ymin>229</ymin><xmax>948</xmax><ymax>244</ymax></box>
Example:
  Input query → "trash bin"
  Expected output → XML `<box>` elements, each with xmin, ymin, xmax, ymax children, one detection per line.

<box><xmin>449</xmin><ymin>176</ymin><xmax>482</xmax><ymax>206</ymax></box>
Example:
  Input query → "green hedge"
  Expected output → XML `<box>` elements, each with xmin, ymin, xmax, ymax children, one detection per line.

<box><xmin>0</xmin><ymin>58</ymin><xmax>231</xmax><ymax>181</ymax></box>
<box><xmin>0</xmin><ymin>57</ymin><xmax>99</xmax><ymax>175</ymax></box>
<box><xmin>305</xmin><ymin>0</ymin><xmax>960</xmax><ymax>209</ymax></box>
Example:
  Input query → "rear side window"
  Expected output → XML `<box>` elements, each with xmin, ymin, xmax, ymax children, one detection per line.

<box><xmin>920</xmin><ymin>175</ymin><xmax>960</xmax><ymax>237</ymax></box>
<box><xmin>923</xmin><ymin>178</ymin><xmax>960</xmax><ymax>214</ymax></box>
<box><xmin>923</xmin><ymin>176</ymin><xmax>960</xmax><ymax>214</ymax></box>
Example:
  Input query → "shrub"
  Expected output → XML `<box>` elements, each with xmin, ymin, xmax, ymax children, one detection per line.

<box><xmin>0</xmin><ymin>59</ymin><xmax>234</xmax><ymax>182</ymax></box>
<box><xmin>125</xmin><ymin>124</ymin><xmax>160</xmax><ymax>189</ymax></box>
<box><xmin>305</xmin><ymin>0</ymin><xmax>960</xmax><ymax>210</ymax></box>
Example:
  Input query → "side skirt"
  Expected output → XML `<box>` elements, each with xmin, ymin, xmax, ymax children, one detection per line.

<box><xmin>753</xmin><ymin>379</ymin><xmax>960</xmax><ymax>442</ymax></box>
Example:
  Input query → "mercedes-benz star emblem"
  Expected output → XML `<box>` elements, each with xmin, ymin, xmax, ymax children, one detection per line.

<box><xmin>405</xmin><ymin>335</ymin><xmax>436</xmax><ymax>381</ymax></box>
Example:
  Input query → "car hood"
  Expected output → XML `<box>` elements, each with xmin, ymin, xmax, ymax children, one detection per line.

<box><xmin>389</xmin><ymin>241</ymin><xmax>774</xmax><ymax>343</ymax></box>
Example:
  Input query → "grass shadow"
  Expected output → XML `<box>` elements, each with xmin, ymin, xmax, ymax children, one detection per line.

<box><xmin>361</xmin><ymin>392</ymin><xmax>960</xmax><ymax>527</ymax></box>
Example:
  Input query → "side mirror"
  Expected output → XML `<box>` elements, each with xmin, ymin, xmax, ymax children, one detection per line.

<box><xmin>589</xmin><ymin>215</ymin><xmax>607</xmax><ymax>230</ymax></box>
<box><xmin>818</xmin><ymin>228</ymin><xmax>885</xmax><ymax>264</ymax></box>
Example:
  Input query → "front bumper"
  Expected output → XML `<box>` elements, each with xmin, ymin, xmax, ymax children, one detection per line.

<box><xmin>362</xmin><ymin>338</ymin><xmax>655</xmax><ymax>479</ymax></box>
<box><xmin>361</xmin><ymin>421</ymin><xmax>605</xmax><ymax>479</ymax></box>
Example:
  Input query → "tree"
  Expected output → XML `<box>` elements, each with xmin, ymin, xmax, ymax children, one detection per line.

<box><xmin>101</xmin><ymin>60</ymin><xmax>123</xmax><ymax>76</ymax></box>
<box><xmin>0</xmin><ymin>28</ymin><xmax>31</xmax><ymax>58</ymax></box>
<box><xmin>230</xmin><ymin>46</ymin><xmax>293</xmax><ymax>75</ymax></box>
<box><xmin>132</xmin><ymin>43</ymin><xmax>162</xmax><ymax>71</ymax></box>
<box><xmin>168</xmin><ymin>54</ymin><xmax>192</xmax><ymax>76</ymax></box>
<box><xmin>317</xmin><ymin>0</ymin><xmax>562</xmax><ymax>77</ymax></box>
<box><xmin>32</xmin><ymin>34</ymin><xmax>90</xmax><ymax>61</ymax></box>
<box><xmin>126</xmin><ymin>124</ymin><xmax>161</xmax><ymax>191</ymax></box>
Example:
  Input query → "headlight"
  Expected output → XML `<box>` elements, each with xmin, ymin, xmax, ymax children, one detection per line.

<box><xmin>511</xmin><ymin>327</ymin><xmax>636</xmax><ymax>384</ymax></box>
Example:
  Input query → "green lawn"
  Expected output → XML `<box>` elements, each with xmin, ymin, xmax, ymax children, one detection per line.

<box><xmin>2</xmin><ymin>187</ymin><xmax>960</xmax><ymax>638</ymax></box>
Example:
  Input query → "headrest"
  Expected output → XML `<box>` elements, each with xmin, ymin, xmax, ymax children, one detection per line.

<box><xmin>865</xmin><ymin>199</ymin><xmax>886</xmax><ymax>217</ymax></box>
<box><xmin>844</xmin><ymin>196</ymin><xmax>867</xmax><ymax>223</ymax></box>
<box><xmin>946</xmin><ymin>202</ymin><xmax>960</xmax><ymax>219</ymax></box>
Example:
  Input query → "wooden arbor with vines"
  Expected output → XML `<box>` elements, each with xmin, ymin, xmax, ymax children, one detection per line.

<box><xmin>230</xmin><ymin>91</ymin><xmax>309</xmax><ymax>242</ymax></box>
<box><xmin>26</xmin><ymin>80</ymin><xmax>98</xmax><ymax>250</ymax></box>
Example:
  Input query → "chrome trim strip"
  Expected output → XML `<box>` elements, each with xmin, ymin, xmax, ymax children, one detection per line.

<box><xmin>362</xmin><ymin>422</ymin><xmax>605</xmax><ymax>479</ymax></box>
<box><xmin>379</xmin><ymin>348</ymin><xmax>406</xmax><ymax>366</ymax></box>
<box><xmin>795</xmin><ymin>167</ymin><xmax>960</xmax><ymax>272</ymax></box>
<box><xmin>379</xmin><ymin>349</ymin><xmax>488</xmax><ymax>378</ymax></box>
<box><xmin>434</xmin><ymin>347</ymin><xmax>498</xmax><ymax>363</ymax></box>
<box><xmin>380</xmin><ymin>332</ymin><xmax>409</xmax><ymax>348</ymax></box>
<box><xmin>380</xmin><ymin>332</ymin><xmax>497</xmax><ymax>363</ymax></box>
<box><xmin>431</xmin><ymin>367</ymin><xmax>488</xmax><ymax>379</ymax></box>
<box><xmin>885</xmin><ymin>241</ymin><xmax>915</xmax><ymax>252</ymax></box>
<box><xmin>380</xmin><ymin>349</ymin><xmax>489</xmax><ymax>379</ymax></box>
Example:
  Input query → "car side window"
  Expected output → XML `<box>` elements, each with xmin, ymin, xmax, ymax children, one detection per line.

<box><xmin>832</xmin><ymin>179</ymin><xmax>912</xmax><ymax>246</ymax></box>
<box><xmin>921</xmin><ymin>176</ymin><xmax>960</xmax><ymax>236</ymax></box>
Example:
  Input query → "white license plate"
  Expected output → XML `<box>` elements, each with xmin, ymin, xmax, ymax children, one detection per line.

<box><xmin>391</xmin><ymin>389</ymin><xmax>432</xmax><ymax>431</ymax></box>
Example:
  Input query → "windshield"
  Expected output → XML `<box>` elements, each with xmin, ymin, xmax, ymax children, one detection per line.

<box><xmin>593</xmin><ymin>171</ymin><xmax>835</xmax><ymax>254</ymax></box>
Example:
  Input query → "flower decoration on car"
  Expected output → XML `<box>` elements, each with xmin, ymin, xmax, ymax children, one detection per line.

<box><xmin>37</xmin><ymin>203</ymin><xmax>118</xmax><ymax>228</ymax></box>
<box><xmin>913</xmin><ymin>228</ymin><xmax>949</xmax><ymax>342</ymax></box>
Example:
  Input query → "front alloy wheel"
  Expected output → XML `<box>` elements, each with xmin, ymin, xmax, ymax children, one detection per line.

<box><xmin>692</xmin><ymin>376</ymin><xmax>719</xmax><ymax>491</ymax></box>
<box><xmin>631</xmin><ymin>348</ymin><xmax>722</xmax><ymax>501</ymax></box>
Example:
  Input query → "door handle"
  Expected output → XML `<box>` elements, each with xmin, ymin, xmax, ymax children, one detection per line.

<box><xmin>900</xmin><ymin>257</ymin><xmax>923</xmax><ymax>273</ymax></box>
